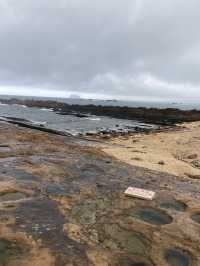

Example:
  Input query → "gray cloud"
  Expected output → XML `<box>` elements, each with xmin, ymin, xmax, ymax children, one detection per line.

<box><xmin>0</xmin><ymin>0</ymin><xmax>200</xmax><ymax>101</ymax></box>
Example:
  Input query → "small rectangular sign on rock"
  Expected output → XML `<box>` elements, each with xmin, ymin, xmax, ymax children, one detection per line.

<box><xmin>124</xmin><ymin>187</ymin><xmax>156</xmax><ymax>200</ymax></box>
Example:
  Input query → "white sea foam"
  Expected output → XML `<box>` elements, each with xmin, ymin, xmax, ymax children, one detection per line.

<box><xmin>13</xmin><ymin>104</ymin><xmax>27</xmax><ymax>108</ymax></box>
<box><xmin>86</xmin><ymin>117</ymin><xmax>101</xmax><ymax>121</ymax></box>
<box><xmin>40</xmin><ymin>108</ymin><xmax>54</xmax><ymax>112</ymax></box>
<box><xmin>30</xmin><ymin>120</ymin><xmax>47</xmax><ymax>125</ymax></box>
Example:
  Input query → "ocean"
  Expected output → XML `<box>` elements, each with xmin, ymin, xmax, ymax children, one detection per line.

<box><xmin>1</xmin><ymin>94</ymin><xmax>200</xmax><ymax>110</ymax></box>
<box><xmin>0</xmin><ymin>95</ymin><xmax>199</xmax><ymax>135</ymax></box>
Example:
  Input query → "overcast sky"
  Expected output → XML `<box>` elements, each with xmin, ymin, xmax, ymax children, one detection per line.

<box><xmin>0</xmin><ymin>0</ymin><xmax>200</xmax><ymax>101</ymax></box>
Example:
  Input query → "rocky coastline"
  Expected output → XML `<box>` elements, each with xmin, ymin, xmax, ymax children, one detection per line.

<box><xmin>1</xmin><ymin>98</ymin><xmax>200</xmax><ymax>125</ymax></box>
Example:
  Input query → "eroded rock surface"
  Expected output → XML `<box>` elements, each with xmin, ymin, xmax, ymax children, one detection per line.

<box><xmin>0</xmin><ymin>122</ymin><xmax>199</xmax><ymax>265</ymax></box>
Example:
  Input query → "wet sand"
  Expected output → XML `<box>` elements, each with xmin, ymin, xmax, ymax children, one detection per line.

<box><xmin>101</xmin><ymin>121</ymin><xmax>200</xmax><ymax>178</ymax></box>
<box><xmin>0</xmin><ymin>121</ymin><xmax>200</xmax><ymax>265</ymax></box>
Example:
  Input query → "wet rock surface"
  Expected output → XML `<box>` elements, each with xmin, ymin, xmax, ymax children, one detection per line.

<box><xmin>191</xmin><ymin>213</ymin><xmax>200</xmax><ymax>224</ymax></box>
<box><xmin>0</xmin><ymin>192</ymin><xmax>28</xmax><ymax>202</ymax></box>
<box><xmin>0</xmin><ymin>239</ymin><xmax>29</xmax><ymax>265</ymax></box>
<box><xmin>130</xmin><ymin>207</ymin><xmax>173</xmax><ymax>225</ymax></box>
<box><xmin>0</xmin><ymin>122</ymin><xmax>199</xmax><ymax>265</ymax></box>
<box><xmin>159</xmin><ymin>198</ymin><xmax>187</xmax><ymax>212</ymax></box>
<box><xmin>165</xmin><ymin>248</ymin><xmax>192</xmax><ymax>266</ymax></box>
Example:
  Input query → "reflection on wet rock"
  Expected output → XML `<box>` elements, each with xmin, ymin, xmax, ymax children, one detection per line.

<box><xmin>191</xmin><ymin>213</ymin><xmax>200</xmax><ymax>224</ymax></box>
<box><xmin>131</xmin><ymin>207</ymin><xmax>173</xmax><ymax>225</ymax></box>
<box><xmin>159</xmin><ymin>198</ymin><xmax>187</xmax><ymax>212</ymax></box>
<box><xmin>165</xmin><ymin>248</ymin><xmax>192</xmax><ymax>266</ymax></box>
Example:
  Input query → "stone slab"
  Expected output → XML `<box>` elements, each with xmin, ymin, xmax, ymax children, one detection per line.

<box><xmin>124</xmin><ymin>187</ymin><xmax>156</xmax><ymax>200</ymax></box>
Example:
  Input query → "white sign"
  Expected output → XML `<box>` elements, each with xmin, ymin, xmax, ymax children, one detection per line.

<box><xmin>124</xmin><ymin>187</ymin><xmax>156</xmax><ymax>200</ymax></box>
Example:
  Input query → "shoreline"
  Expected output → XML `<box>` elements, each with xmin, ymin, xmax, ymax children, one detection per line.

<box><xmin>2</xmin><ymin>108</ymin><xmax>200</xmax><ymax>179</ymax></box>
<box><xmin>2</xmin><ymin>98</ymin><xmax>200</xmax><ymax>125</ymax></box>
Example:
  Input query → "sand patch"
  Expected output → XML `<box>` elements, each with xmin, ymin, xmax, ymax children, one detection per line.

<box><xmin>101</xmin><ymin>122</ymin><xmax>200</xmax><ymax>178</ymax></box>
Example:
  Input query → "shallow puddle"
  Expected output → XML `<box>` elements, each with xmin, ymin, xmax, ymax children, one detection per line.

<box><xmin>0</xmin><ymin>191</ymin><xmax>27</xmax><ymax>202</ymax></box>
<box><xmin>131</xmin><ymin>207</ymin><xmax>173</xmax><ymax>225</ymax></box>
<box><xmin>160</xmin><ymin>198</ymin><xmax>187</xmax><ymax>212</ymax></box>
<box><xmin>165</xmin><ymin>248</ymin><xmax>191</xmax><ymax>266</ymax></box>
<box><xmin>191</xmin><ymin>213</ymin><xmax>200</xmax><ymax>224</ymax></box>
<box><xmin>103</xmin><ymin>224</ymin><xmax>149</xmax><ymax>256</ymax></box>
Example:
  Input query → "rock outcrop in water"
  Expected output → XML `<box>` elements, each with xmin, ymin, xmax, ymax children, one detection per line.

<box><xmin>1</xmin><ymin>98</ymin><xmax>200</xmax><ymax>125</ymax></box>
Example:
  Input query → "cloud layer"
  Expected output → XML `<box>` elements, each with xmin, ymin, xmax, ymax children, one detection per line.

<box><xmin>0</xmin><ymin>0</ymin><xmax>200</xmax><ymax>101</ymax></box>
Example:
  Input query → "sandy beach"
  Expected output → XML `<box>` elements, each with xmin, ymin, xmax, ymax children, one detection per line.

<box><xmin>101</xmin><ymin>121</ymin><xmax>200</xmax><ymax>179</ymax></box>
